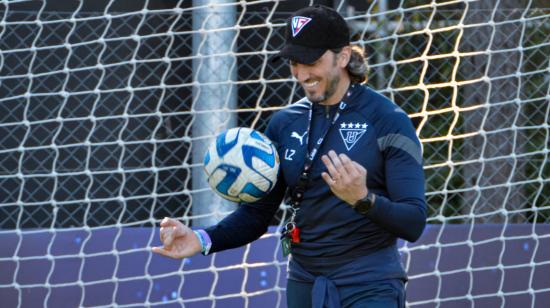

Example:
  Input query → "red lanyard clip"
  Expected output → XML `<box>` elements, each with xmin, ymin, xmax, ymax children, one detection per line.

<box><xmin>290</xmin><ymin>225</ymin><xmax>300</xmax><ymax>243</ymax></box>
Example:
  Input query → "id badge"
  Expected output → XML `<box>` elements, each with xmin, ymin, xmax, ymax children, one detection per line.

<box><xmin>281</xmin><ymin>237</ymin><xmax>291</xmax><ymax>257</ymax></box>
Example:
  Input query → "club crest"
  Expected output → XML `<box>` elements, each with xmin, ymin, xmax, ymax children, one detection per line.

<box><xmin>339</xmin><ymin>122</ymin><xmax>368</xmax><ymax>151</ymax></box>
<box><xmin>291</xmin><ymin>16</ymin><xmax>312</xmax><ymax>37</ymax></box>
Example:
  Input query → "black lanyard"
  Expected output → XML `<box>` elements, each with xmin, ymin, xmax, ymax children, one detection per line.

<box><xmin>281</xmin><ymin>85</ymin><xmax>355</xmax><ymax>246</ymax></box>
<box><xmin>286</xmin><ymin>89</ymin><xmax>352</xmax><ymax>209</ymax></box>
<box><xmin>304</xmin><ymin>101</ymin><xmax>347</xmax><ymax>170</ymax></box>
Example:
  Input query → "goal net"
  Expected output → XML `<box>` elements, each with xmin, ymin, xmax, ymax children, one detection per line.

<box><xmin>0</xmin><ymin>0</ymin><xmax>548</xmax><ymax>307</ymax></box>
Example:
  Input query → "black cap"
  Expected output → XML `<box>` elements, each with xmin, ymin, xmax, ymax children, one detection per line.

<box><xmin>276</xmin><ymin>5</ymin><xmax>350</xmax><ymax>64</ymax></box>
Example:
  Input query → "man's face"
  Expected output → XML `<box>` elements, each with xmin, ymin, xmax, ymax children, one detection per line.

<box><xmin>289</xmin><ymin>50</ymin><xmax>344</xmax><ymax>105</ymax></box>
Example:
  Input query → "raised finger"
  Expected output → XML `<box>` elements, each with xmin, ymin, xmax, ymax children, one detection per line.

<box><xmin>353</xmin><ymin>161</ymin><xmax>367</xmax><ymax>176</ymax></box>
<box><xmin>328</xmin><ymin>150</ymin><xmax>346</xmax><ymax>176</ymax></box>
<box><xmin>321</xmin><ymin>154</ymin><xmax>340</xmax><ymax>180</ymax></box>
<box><xmin>339</xmin><ymin>153</ymin><xmax>359</xmax><ymax>177</ymax></box>
<box><xmin>321</xmin><ymin>171</ymin><xmax>337</xmax><ymax>187</ymax></box>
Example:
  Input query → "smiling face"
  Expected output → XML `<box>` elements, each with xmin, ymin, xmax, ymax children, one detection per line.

<box><xmin>289</xmin><ymin>48</ymin><xmax>351</xmax><ymax>106</ymax></box>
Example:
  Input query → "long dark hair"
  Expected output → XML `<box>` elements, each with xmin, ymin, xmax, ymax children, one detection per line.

<box><xmin>332</xmin><ymin>45</ymin><xmax>369</xmax><ymax>84</ymax></box>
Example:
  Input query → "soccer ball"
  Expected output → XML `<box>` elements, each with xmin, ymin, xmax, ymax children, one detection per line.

<box><xmin>203</xmin><ymin>127</ymin><xmax>280</xmax><ymax>203</ymax></box>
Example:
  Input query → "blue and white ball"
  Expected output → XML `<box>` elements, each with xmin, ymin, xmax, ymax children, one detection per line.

<box><xmin>204</xmin><ymin>127</ymin><xmax>280</xmax><ymax>203</ymax></box>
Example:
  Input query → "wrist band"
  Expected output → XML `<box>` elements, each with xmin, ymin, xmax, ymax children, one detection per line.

<box><xmin>193</xmin><ymin>230</ymin><xmax>205</xmax><ymax>253</ymax></box>
<box><xmin>193</xmin><ymin>229</ymin><xmax>212</xmax><ymax>255</ymax></box>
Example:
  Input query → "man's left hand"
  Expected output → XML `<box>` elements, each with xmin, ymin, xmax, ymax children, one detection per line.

<box><xmin>321</xmin><ymin>150</ymin><xmax>369</xmax><ymax>206</ymax></box>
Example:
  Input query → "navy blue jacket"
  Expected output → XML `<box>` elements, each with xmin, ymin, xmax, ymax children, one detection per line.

<box><xmin>205</xmin><ymin>84</ymin><xmax>427</xmax><ymax>275</ymax></box>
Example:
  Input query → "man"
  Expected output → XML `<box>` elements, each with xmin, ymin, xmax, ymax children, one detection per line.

<box><xmin>153</xmin><ymin>5</ymin><xmax>427</xmax><ymax>308</ymax></box>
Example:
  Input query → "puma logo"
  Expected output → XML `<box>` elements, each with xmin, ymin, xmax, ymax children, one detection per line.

<box><xmin>291</xmin><ymin>131</ymin><xmax>307</xmax><ymax>145</ymax></box>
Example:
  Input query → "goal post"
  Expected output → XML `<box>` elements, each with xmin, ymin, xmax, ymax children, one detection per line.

<box><xmin>0</xmin><ymin>0</ymin><xmax>548</xmax><ymax>307</ymax></box>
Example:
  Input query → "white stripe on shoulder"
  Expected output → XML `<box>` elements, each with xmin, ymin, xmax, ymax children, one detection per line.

<box><xmin>284</xmin><ymin>98</ymin><xmax>311</xmax><ymax>114</ymax></box>
<box><xmin>292</xmin><ymin>97</ymin><xmax>311</xmax><ymax>108</ymax></box>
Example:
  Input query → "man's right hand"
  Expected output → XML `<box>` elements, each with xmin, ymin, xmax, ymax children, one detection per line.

<box><xmin>151</xmin><ymin>217</ymin><xmax>202</xmax><ymax>259</ymax></box>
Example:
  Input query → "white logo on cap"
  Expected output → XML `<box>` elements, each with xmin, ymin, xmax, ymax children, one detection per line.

<box><xmin>291</xmin><ymin>16</ymin><xmax>312</xmax><ymax>37</ymax></box>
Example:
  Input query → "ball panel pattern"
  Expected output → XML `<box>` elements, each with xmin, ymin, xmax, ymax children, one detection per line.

<box><xmin>203</xmin><ymin>127</ymin><xmax>279</xmax><ymax>203</ymax></box>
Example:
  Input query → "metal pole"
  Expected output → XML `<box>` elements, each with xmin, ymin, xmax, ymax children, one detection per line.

<box><xmin>376</xmin><ymin>0</ymin><xmax>388</xmax><ymax>89</ymax></box>
<box><xmin>192</xmin><ymin>0</ymin><xmax>237</xmax><ymax>227</ymax></box>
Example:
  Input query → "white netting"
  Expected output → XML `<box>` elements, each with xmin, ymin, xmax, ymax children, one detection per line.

<box><xmin>0</xmin><ymin>0</ymin><xmax>548</xmax><ymax>307</ymax></box>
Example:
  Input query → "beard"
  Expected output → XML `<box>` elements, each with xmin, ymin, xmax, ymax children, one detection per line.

<box><xmin>305</xmin><ymin>73</ymin><xmax>341</xmax><ymax>104</ymax></box>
